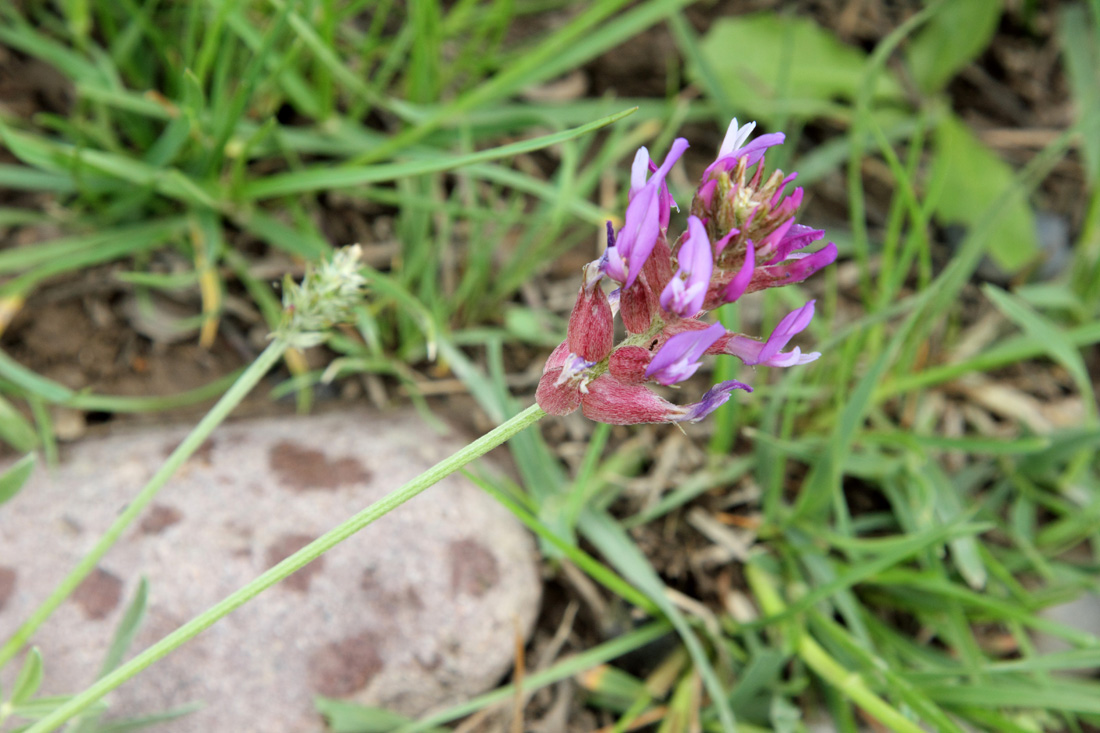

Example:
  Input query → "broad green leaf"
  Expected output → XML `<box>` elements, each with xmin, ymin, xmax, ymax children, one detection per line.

<box><xmin>915</xmin><ymin>461</ymin><xmax>988</xmax><ymax>590</ymax></box>
<box><xmin>99</xmin><ymin>578</ymin><xmax>149</xmax><ymax>678</ymax></box>
<box><xmin>581</xmin><ymin>665</ymin><xmax>649</xmax><ymax>712</ymax></box>
<box><xmin>0</xmin><ymin>453</ymin><xmax>36</xmax><ymax>506</ymax></box>
<box><xmin>1019</xmin><ymin>427</ymin><xmax>1100</xmax><ymax>478</ymax></box>
<box><xmin>867</xmin><ymin>431</ymin><xmax>1050</xmax><ymax>455</ymax></box>
<box><xmin>695</xmin><ymin>14</ymin><xmax>904</xmax><ymax>123</ymax></box>
<box><xmin>8</xmin><ymin>694</ymin><xmax>108</xmax><ymax>720</ymax></box>
<box><xmin>241</xmin><ymin>107</ymin><xmax>637</xmax><ymax>199</ymax></box>
<box><xmin>0</xmin><ymin>218</ymin><xmax>187</xmax><ymax>275</ymax></box>
<box><xmin>988</xmin><ymin>647</ymin><xmax>1100</xmax><ymax>674</ymax></box>
<box><xmin>0</xmin><ymin>393</ymin><xmax>39</xmax><ymax>453</ymax></box>
<box><xmin>83</xmin><ymin>705</ymin><xmax>201</xmax><ymax>733</ymax></box>
<box><xmin>728</xmin><ymin>649</ymin><xmax>789</xmax><ymax>712</ymax></box>
<box><xmin>503</xmin><ymin>306</ymin><xmax>564</xmax><ymax>347</ymax></box>
<box><xmin>928</xmin><ymin>114</ymin><xmax>1038</xmax><ymax>272</ymax></box>
<box><xmin>314</xmin><ymin>699</ymin><xmax>430</xmax><ymax>733</ymax></box>
<box><xmin>919</xmin><ymin>680</ymin><xmax>1100</xmax><ymax>715</ymax></box>
<box><xmin>0</xmin><ymin>126</ymin><xmax>217</xmax><ymax>209</ymax></box>
<box><xmin>882</xmin><ymin>320</ymin><xmax>1100</xmax><ymax>398</ymax></box>
<box><xmin>1014</xmin><ymin>282</ymin><xmax>1088</xmax><ymax>314</ymax></box>
<box><xmin>983</xmin><ymin>284</ymin><xmax>1097</xmax><ymax>415</ymax></box>
<box><xmin>769</xmin><ymin>694</ymin><xmax>802</xmax><ymax>733</ymax></box>
<box><xmin>0</xmin><ymin>17</ymin><xmax>107</xmax><ymax>85</ymax></box>
<box><xmin>0</xmin><ymin>165</ymin><xmax>77</xmax><ymax>193</ymax></box>
<box><xmin>11</xmin><ymin>647</ymin><xmax>44</xmax><ymax>705</ymax></box>
<box><xmin>905</xmin><ymin>0</ymin><xmax>1002</xmax><ymax>93</ymax></box>
<box><xmin>1059</xmin><ymin>5</ymin><xmax>1100</xmax><ymax>184</ymax></box>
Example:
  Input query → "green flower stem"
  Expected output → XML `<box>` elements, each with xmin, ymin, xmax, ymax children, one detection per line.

<box><xmin>744</xmin><ymin>563</ymin><xmax>926</xmax><ymax>733</ymax></box>
<box><xmin>24</xmin><ymin>403</ymin><xmax>546</xmax><ymax>733</ymax></box>
<box><xmin>0</xmin><ymin>339</ymin><xmax>289</xmax><ymax>669</ymax></box>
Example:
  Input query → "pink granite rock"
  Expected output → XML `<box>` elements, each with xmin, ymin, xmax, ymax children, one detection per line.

<box><xmin>0</xmin><ymin>410</ymin><xmax>541</xmax><ymax>731</ymax></box>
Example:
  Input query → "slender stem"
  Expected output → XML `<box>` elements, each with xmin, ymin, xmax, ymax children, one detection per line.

<box><xmin>24</xmin><ymin>403</ymin><xmax>546</xmax><ymax>733</ymax></box>
<box><xmin>0</xmin><ymin>339</ymin><xmax>289</xmax><ymax>669</ymax></box>
<box><xmin>745</xmin><ymin>563</ymin><xmax>926</xmax><ymax>733</ymax></box>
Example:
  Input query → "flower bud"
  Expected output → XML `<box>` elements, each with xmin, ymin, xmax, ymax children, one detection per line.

<box><xmin>579</xmin><ymin>374</ymin><xmax>751</xmax><ymax>425</ymax></box>
<box><xmin>619</xmin><ymin>277</ymin><xmax>658</xmax><ymax>334</ymax></box>
<box><xmin>608</xmin><ymin>346</ymin><xmax>651</xmax><ymax>385</ymax></box>
<box><xmin>566</xmin><ymin>265</ymin><xmax>614</xmax><ymax>362</ymax></box>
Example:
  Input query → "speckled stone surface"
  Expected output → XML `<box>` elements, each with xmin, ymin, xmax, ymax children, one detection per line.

<box><xmin>0</xmin><ymin>410</ymin><xmax>541</xmax><ymax>732</ymax></box>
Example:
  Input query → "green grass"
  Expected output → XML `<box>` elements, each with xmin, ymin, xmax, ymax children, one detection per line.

<box><xmin>2</xmin><ymin>1</ymin><xmax>1100</xmax><ymax>732</ymax></box>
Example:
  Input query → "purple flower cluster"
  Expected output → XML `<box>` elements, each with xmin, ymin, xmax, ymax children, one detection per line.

<box><xmin>536</xmin><ymin>120</ymin><xmax>837</xmax><ymax>425</ymax></box>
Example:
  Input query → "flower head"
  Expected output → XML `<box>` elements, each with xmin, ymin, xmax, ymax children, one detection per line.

<box><xmin>536</xmin><ymin>120</ymin><xmax>834</xmax><ymax>425</ymax></box>
<box><xmin>276</xmin><ymin>244</ymin><xmax>367</xmax><ymax>349</ymax></box>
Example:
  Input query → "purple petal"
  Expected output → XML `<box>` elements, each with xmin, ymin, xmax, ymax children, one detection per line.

<box><xmin>756</xmin><ymin>300</ymin><xmax>816</xmax><ymax>365</ymax></box>
<box><xmin>764</xmin><ymin>346</ymin><xmax>820</xmax><ymax>367</ymax></box>
<box><xmin>555</xmin><ymin>352</ymin><xmax>597</xmax><ymax>386</ymax></box>
<box><xmin>618</xmin><ymin>186</ymin><xmax>660</xmax><ymax>281</ymax></box>
<box><xmin>721</xmin><ymin>239</ymin><xmax>755</xmax><ymax>304</ymax></box>
<box><xmin>646</xmin><ymin>156</ymin><xmax>679</xmax><ymax>230</ymax></box>
<box><xmin>718</xmin><ymin>119</ymin><xmax>757</xmax><ymax>158</ymax></box>
<box><xmin>759</xmin><ymin>218</ymin><xmax>795</xmax><ymax>257</ymax></box>
<box><xmin>752</xmin><ymin>243</ymin><xmax>837</xmax><ymax>289</ymax></box>
<box><xmin>646</xmin><ymin>321</ymin><xmax>725</xmax><ymax>385</ymax></box>
<box><xmin>714</xmin><ymin>300</ymin><xmax>821</xmax><ymax>368</ymax></box>
<box><xmin>704</xmin><ymin>131</ymin><xmax>786</xmax><ymax>177</ymax></box>
<box><xmin>602</xmin><ymin>244</ymin><xmax>628</xmax><ymax>283</ymax></box>
<box><xmin>654</xmin><ymin>138</ymin><xmax>690</xmax><ymax>181</ymax></box>
<box><xmin>680</xmin><ymin>379</ymin><xmax>753</xmax><ymax>422</ymax></box>
<box><xmin>660</xmin><ymin>216</ymin><xmax>714</xmax><ymax>317</ymax></box>
<box><xmin>629</xmin><ymin>147</ymin><xmax>651</xmax><ymax>197</ymax></box>
<box><xmin>766</xmin><ymin>224</ymin><xmax>825</xmax><ymax>265</ymax></box>
<box><xmin>735</xmin><ymin>132</ymin><xmax>786</xmax><ymax>166</ymax></box>
<box><xmin>697</xmin><ymin>178</ymin><xmax>719</xmax><ymax>208</ymax></box>
<box><xmin>720</xmin><ymin>335</ymin><xmax>820</xmax><ymax>368</ymax></box>
<box><xmin>614</xmin><ymin>138</ymin><xmax>690</xmax><ymax>288</ymax></box>
<box><xmin>714</xmin><ymin>227</ymin><xmax>739</xmax><ymax>255</ymax></box>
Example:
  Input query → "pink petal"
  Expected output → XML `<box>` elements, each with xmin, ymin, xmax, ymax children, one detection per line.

<box><xmin>721</xmin><ymin>239</ymin><xmax>756</xmax><ymax>305</ymax></box>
